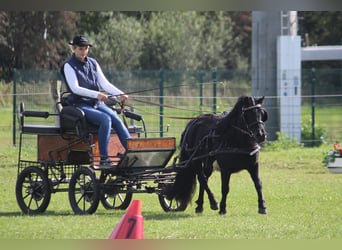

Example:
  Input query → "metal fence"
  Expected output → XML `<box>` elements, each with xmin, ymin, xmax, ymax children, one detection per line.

<box><xmin>10</xmin><ymin>68</ymin><xmax>342</xmax><ymax>146</ymax></box>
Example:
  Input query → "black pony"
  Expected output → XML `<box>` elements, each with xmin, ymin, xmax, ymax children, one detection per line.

<box><xmin>167</xmin><ymin>96</ymin><xmax>268</xmax><ymax>215</ymax></box>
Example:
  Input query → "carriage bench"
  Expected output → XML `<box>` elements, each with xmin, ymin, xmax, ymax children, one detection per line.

<box><xmin>18</xmin><ymin>102</ymin><xmax>141</xmax><ymax>166</ymax></box>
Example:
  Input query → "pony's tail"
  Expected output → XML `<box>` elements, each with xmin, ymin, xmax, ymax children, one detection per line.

<box><xmin>166</xmin><ymin>163</ymin><xmax>197</xmax><ymax>205</ymax></box>
<box><xmin>166</xmin><ymin>118</ymin><xmax>199</xmax><ymax>205</ymax></box>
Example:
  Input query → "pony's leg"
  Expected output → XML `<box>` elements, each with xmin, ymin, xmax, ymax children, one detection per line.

<box><xmin>195</xmin><ymin>165</ymin><xmax>218</xmax><ymax>213</ymax></box>
<box><xmin>203</xmin><ymin>161</ymin><xmax>218</xmax><ymax>211</ymax></box>
<box><xmin>195</xmin><ymin>180</ymin><xmax>205</xmax><ymax>213</ymax></box>
<box><xmin>248</xmin><ymin>164</ymin><xmax>267</xmax><ymax>214</ymax></box>
<box><xmin>192</xmin><ymin>160</ymin><xmax>205</xmax><ymax>213</ymax></box>
<box><xmin>219</xmin><ymin>169</ymin><xmax>231</xmax><ymax>215</ymax></box>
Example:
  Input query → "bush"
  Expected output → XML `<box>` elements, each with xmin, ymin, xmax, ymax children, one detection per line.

<box><xmin>301</xmin><ymin>117</ymin><xmax>326</xmax><ymax>147</ymax></box>
<box><xmin>262</xmin><ymin>132</ymin><xmax>302</xmax><ymax>151</ymax></box>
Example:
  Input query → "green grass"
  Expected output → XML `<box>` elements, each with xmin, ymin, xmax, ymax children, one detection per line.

<box><xmin>302</xmin><ymin>105</ymin><xmax>342</xmax><ymax>143</ymax></box>
<box><xmin>0</xmin><ymin>102</ymin><xmax>341</xmax><ymax>239</ymax></box>
<box><xmin>0</xmin><ymin>145</ymin><xmax>341</xmax><ymax>239</ymax></box>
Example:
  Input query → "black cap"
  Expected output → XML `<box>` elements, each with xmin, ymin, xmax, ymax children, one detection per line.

<box><xmin>68</xmin><ymin>35</ymin><xmax>92</xmax><ymax>47</ymax></box>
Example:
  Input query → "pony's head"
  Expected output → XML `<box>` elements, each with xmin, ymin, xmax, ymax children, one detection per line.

<box><xmin>238</xmin><ymin>96</ymin><xmax>267</xmax><ymax>143</ymax></box>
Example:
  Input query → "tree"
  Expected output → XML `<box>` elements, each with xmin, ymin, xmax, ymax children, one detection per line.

<box><xmin>86</xmin><ymin>12</ymin><xmax>145</xmax><ymax>70</ymax></box>
<box><xmin>228</xmin><ymin>11</ymin><xmax>252</xmax><ymax>69</ymax></box>
<box><xmin>77</xmin><ymin>11</ymin><xmax>112</xmax><ymax>35</ymax></box>
<box><xmin>299</xmin><ymin>11</ymin><xmax>342</xmax><ymax>47</ymax></box>
<box><xmin>197</xmin><ymin>11</ymin><xmax>238</xmax><ymax>70</ymax></box>
<box><xmin>139</xmin><ymin>11</ymin><xmax>242</xmax><ymax>71</ymax></box>
<box><xmin>141</xmin><ymin>11</ymin><xmax>202</xmax><ymax>70</ymax></box>
<box><xmin>298</xmin><ymin>12</ymin><xmax>342</xmax><ymax>92</ymax></box>
<box><xmin>0</xmin><ymin>11</ymin><xmax>78</xmax><ymax>82</ymax></box>
<box><xmin>0</xmin><ymin>11</ymin><xmax>253</xmax><ymax>82</ymax></box>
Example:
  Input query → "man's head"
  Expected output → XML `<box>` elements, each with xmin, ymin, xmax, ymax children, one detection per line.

<box><xmin>69</xmin><ymin>35</ymin><xmax>92</xmax><ymax>61</ymax></box>
<box><xmin>69</xmin><ymin>35</ymin><xmax>92</xmax><ymax>47</ymax></box>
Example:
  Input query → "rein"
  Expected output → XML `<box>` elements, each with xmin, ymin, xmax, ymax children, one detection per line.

<box><xmin>108</xmin><ymin>96</ymin><xmax>197</xmax><ymax>120</ymax></box>
<box><xmin>177</xmin><ymin>142</ymin><xmax>261</xmax><ymax>168</ymax></box>
<box><xmin>127</xmin><ymin>98</ymin><xmax>213</xmax><ymax>120</ymax></box>
<box><xmin>232</xmin><ymin>125</ymin><xmax>253</xmax><ymax>137</ymax></box>
<box><xmin>130</xmin><ymin>107</ymin><xmax>197</xmax><ymax>120</ymax></box>
<box><xmin>178</xmin><ymin>100</ymin><xmax>265</xmax><ymax>167</ymax></box>
<box><xmin>130</xmin><ymin>97</ymin><xmax>212</xmax><ymax>113</ymax></box>
<box><xmin>178</xmin><ymin>130</ymin><xmax>261</xmax><ymax>169</ymax></box>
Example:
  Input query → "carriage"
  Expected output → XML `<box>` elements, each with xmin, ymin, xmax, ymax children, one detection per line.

<box><xmin>16</xmin><ymin>94</ymin><xmax>268</xmax><ymax>216</ymax></box>
<box><xmin>15</xmin><ymin>96</ymin><xmax>186</xmax><ymax>215</ymax></box>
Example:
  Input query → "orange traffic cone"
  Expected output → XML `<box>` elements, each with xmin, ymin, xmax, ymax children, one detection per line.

<box><xmin>109</xmin><ymin>199</ymin><xmax>144</xmax><ymax>239</ymax></box>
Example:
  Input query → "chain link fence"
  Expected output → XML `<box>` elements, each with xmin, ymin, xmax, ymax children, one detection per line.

<box><xmin>7</xmin><ymin>68</ymin><xmax>342</xmax><ymax>146</ymax></box>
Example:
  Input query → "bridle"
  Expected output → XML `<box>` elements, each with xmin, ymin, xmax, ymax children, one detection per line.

<box><xmin>232</xmin><ymin>104</ymin><xmax>266</xmax><ymax>138</ymax></box>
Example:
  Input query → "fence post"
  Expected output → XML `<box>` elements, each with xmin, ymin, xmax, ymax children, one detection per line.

<box><xmin>212</xmin><ymin>68</ymin><xmax>217</xmax><ymax>113</ymax></box>
<box><xmin>311</xmin><ymin>68</ymin><xmax>316</xmax><ymax>147</ymax></box>
<box><xmin>199</xmin><ymin>70</ymin><xmax>203</xmax><ymax>112</ymax></box>
<box><xmin>12</xmin><ymin>68</ymin><xmax>17</xmax><ymax>146</ymax></box>
<box><xmin>159</xmin><ymin>69</ymin><xmax>164</xmax><ymax>137</ymax></box>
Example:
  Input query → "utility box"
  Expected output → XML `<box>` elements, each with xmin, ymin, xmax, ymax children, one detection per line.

<box><xmin>277</xmin><ymin>36</ymin><xmax>301</xmax><ymax>142</ymax></box>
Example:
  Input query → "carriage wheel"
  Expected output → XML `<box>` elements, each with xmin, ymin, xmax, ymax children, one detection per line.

<box><xmin>99</xmin><ymin>172</ymin><xmax>132</xmax><ymax>210</ymax></box>
<box><xmin>68</xmin><ymin>167</ymin><xmax>99</xmax><ymax>215</ymax></box>
<box><xmin>158</xmin><ymin>194</ymin><xmax>187</xmax><ymax>212</ymax></box>
<box><xmin>158</xmin><ymin>182</ymin><xmax>187</xmax><ymax>212</ymax></box>
<box><xmin>15</xmin><ymin>166</ymin><xmax>51</xmax><ymax>215</ymax></box>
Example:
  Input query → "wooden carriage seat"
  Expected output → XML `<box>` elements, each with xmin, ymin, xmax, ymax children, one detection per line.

<box><xmin>19</xmin><ymin>102</ymin><xmax>61</xmax><ymax>135</ymax></box>
<box><xmin>19</xmin><ymin>101</ymin><xmax>92</xmax><ymax>136</ymax></box>
<box><xmin>59</xmin><ymin>105</ymin><xmax>98</xmax><ymax>136</ymax></box>
<box><xmin>19</xmin><ymin>101</ymin><xmax>140</xmax><ymax>164</ymax></box>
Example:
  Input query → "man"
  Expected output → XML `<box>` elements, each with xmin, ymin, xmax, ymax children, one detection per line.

<box><xmin>62</xmin><ymin>35</ymin><xmax>130</xmax><ymax>168</ymax></box>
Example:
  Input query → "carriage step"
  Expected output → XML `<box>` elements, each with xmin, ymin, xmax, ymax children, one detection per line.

<box><xmin>92</xmin><ymin>160</ymin><xmax>119</xmax><ymax>170</ymax></box>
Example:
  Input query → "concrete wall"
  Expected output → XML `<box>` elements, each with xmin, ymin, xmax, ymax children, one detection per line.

<box><xmin>252</xmin><ymin>11</ymin><xmax>281</xmax><ymax>141</ymax></box>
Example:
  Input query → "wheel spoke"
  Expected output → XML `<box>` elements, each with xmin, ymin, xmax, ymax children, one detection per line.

<box><xmin>16</xmin><ymin>166</ymin><xmax>51</xmax><ymax>214</ymax></box>
<box><xmin>27</xmin><ymin>195</ymin><xmax>33</xmax><ymax>209</ymax></box>
<box><xmin>22</xmin><ymin>191</ymin><xmax>31</xmax><ymax>200</ymax></box>
<box><xmin>99</xmin><ymin>173</ymin><xmax>132</xmax><ymax>210</ymax></box>
<box><xmin>33</xmin><ymin>197</ymin><xmax>40</xmax><ymax>209</ymax></box>
<box><xmin>68</xmin><ymin>167</ymin><xmax>99</xmax><ymax>214</ymax></box>
<box><xmin>76</xmin><ymin>193</ymin><xmax>85</xmax><ymax>205</ymax></box>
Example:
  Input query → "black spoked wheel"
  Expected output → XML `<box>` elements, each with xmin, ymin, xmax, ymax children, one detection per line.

<box><xmin>99</xmin><ymin>172</ymin><xmax>132</xmax><ymax>210</ymax></box>
<box><xmin>68</xmin><ymin>167</ymin><xmax>99</xmax><ymax>215</ymax></box>
<box><xmin>15</xmin><ymin>166</ymin><xmax>51</xmax><ymax>215</ymax></box>
<box><xmin>158</xmin><ymin>182</ymin><xmax>187</xmax><ymax>212</ymax></box>
<box><xmin>158</xmin><ymin>194</ymin><xmax>188</xmax><ymax>212</ymax></box>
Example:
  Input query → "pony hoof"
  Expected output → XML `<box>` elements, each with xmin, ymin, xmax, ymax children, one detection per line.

<box><xmin>258</xmin><ymin>208</ymin><xmax>267</xmax><ymax>214</ymax></box>
<box><xmin>195</xmin><ymin>207</ymin><xmax>203</xmax><ymax>214</ymax></box>
<box><xmin>219</xmin><ymin>210</ymin><xmax>226</xmax><ymax>216</ymax></box>
<box><xmin>210</xmin><ymin>203</ymin><xmax>218</xmax><ymax>211</ymax></box>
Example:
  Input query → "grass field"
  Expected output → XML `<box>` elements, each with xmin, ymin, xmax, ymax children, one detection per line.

<box><xmin>0</xmin><ymin>141</ymin><xmax>341</xmax><ymax>239</ymax></box>
<box><xmin>0</xmin><ymin>103</ymin><xmax>341</xmax><ymax>240</ymax></box>
<box><xmin>302</xmin><ymin>105</ymin><xmax>342</xmax><ymax>143</ymax></box>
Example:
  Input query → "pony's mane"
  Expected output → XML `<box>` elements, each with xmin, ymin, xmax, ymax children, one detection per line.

<box><xmin>215</xmin><ymin>96</ymin><xmax>250</xmax><ymax>135</ymax></box>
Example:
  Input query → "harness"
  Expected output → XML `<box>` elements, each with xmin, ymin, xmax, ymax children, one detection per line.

<box><xmin>176</xmin><ymin>133</ymin><xmax>261</xmax><ymax>169</ymax></box>
<box><xmin>177</xmin><ymin>102</ymin><xmax>265</xmax><ymax>168</ymax></box>
<box><xmin>232</xmin><ymin>104</ymin><xmax>265</xmax><ymax>138</ymax></box>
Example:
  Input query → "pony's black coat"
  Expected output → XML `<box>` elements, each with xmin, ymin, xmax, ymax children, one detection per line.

<box><xmin>168</xmin><ymin>96</ymin><xmax>268</xmax><ymax>215</ymax></box>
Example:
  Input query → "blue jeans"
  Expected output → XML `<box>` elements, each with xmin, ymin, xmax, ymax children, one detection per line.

<box><xmin>76</xmin><ymin>103</ymin><xmax>131</xmax><ymax>160</ymax></box>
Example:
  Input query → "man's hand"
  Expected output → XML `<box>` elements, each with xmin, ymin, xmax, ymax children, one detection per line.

<box><xmin>97</xmin><ymin>92</ymin><xmax>108</xmax><ymax>101</ymax></box>
<box><xmin>97</xmin><ymin>93</ymin><xmax>128</xmax><ymax>102</ymax></box>
<box><xmin>120</xmin><ymin>93</ymin><xmax>128</xmax><ymax>101</ymax></box>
